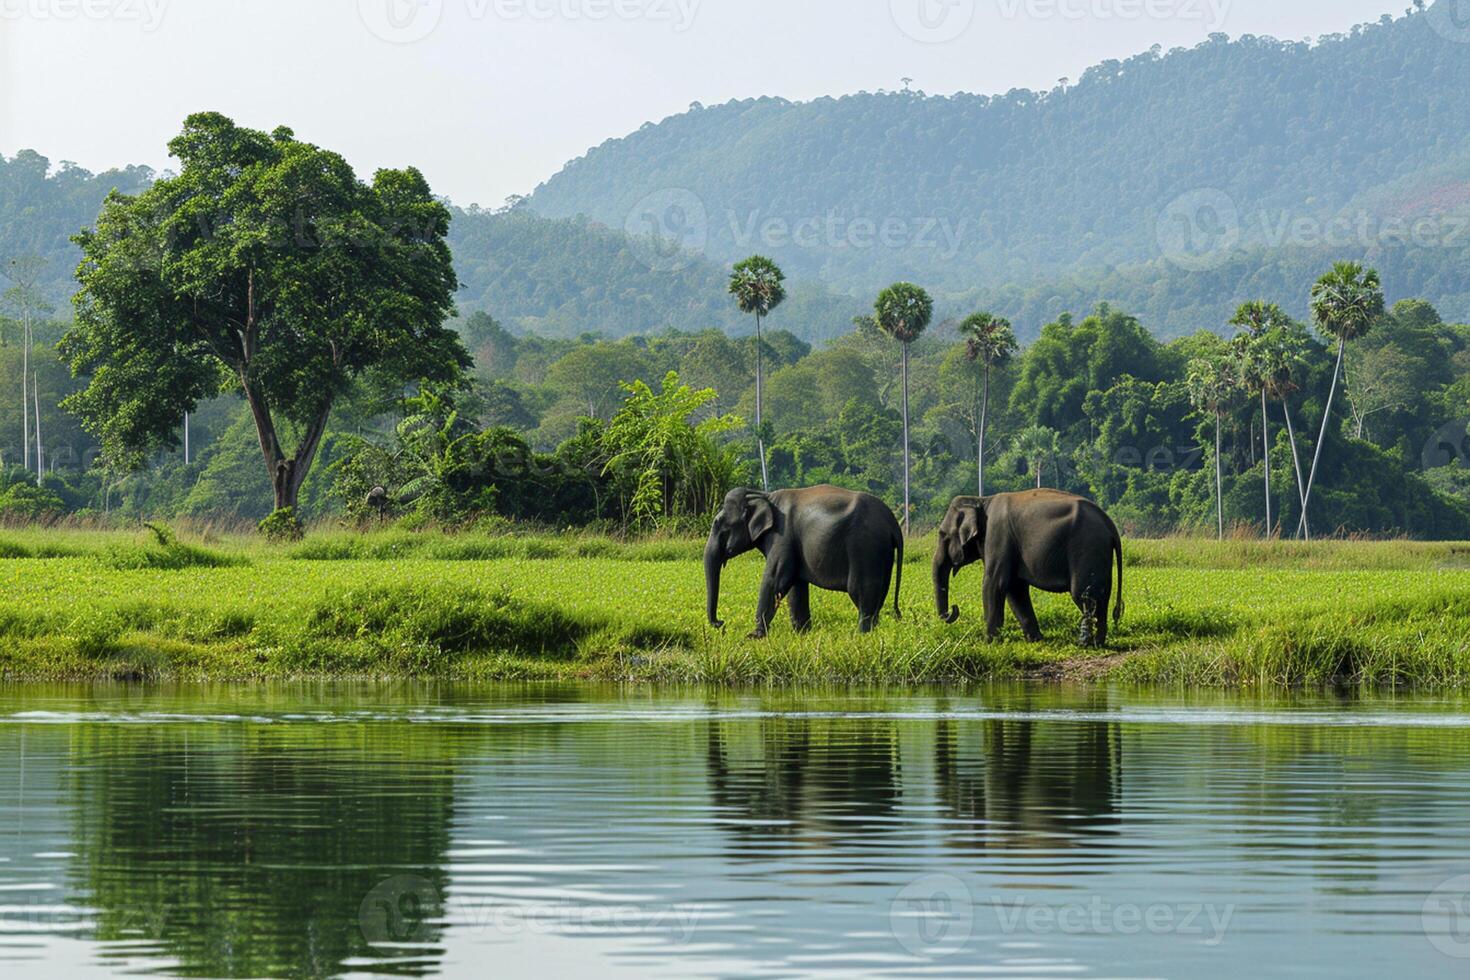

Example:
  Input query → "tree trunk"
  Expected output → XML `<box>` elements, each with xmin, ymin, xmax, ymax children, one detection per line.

<box><xmin>33</xmin><ymin>373</ymin><xmax>42</xmax><ymax>484</ymax></box>
<box><xmin>1279</xmin><ymin>395</ymin><xmax>1309</xmax><ymax>542</ymax></box>
<box><xmin>1297</xmin><ymin>336</ymin><xmax>1346</xmax><ymax>539</ymax></box>
<box><xmin>1261</xmin><ymin>388</ymin><xmax>1271</xmax><ymax>537</ymax></box>
<box><xmin>978</xmin><ymin>365</ymin><xmax>990</xmax><ymax>497</ymax></box>
<box><xmin>21</xmin><ymin>318</ymin><xmax>29</xmax><ymax>474</ymax></box>
<box><xmin>755</xmin><ymin>313</ymin><xmax>768</xmax><ymax>491</ymax></box>
<box><xmin>1215</xmin><ymin>414</ymin><xmax>1223</xmax><ymax>541</ymax></box>
<box><xmin>242</xmin><ymin>377</ymin><xmax>331</xmax><ymax>514</ymax></box>
<box><xmin>900</xmin><ymin>341</ymin><xmax>911</xmax><ymax>537</ymax></box>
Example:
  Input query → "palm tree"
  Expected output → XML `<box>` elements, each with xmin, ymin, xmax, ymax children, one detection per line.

<box><xmin>1229</xmin><ymin>301</ymin><xmax>1290</xmax><ymax>537</ymax></box>
<box><xmin>1187</xmin><ymin>354</ymin><xmax>1239</xmax><ymax>540</ymax></box>
<box><xmin>728</xmin><ymin>256</ymin><xmax>786</xmax><ymax>490</ymax></box>
<box><xmin>1257</xmin><ymin>320</ymin><xmax>1311</xmax><ymax>538</ymax></box>
<box><xmin>873</xmin><ymin>282</ymin><xmax>934</xmax><ymax>535</ymax></box>
<box><xmin>1299</xmin><ymin>262</ymin><xmax>1384</xmax><ymax>538</ymax></box>
<box><xmin>1009</xmin><ymin>424</ymin><xmax>1062</xmax><ymax>489</ymax></box>
<box><xmin>960</xmin><ymin>311</ymin><xmax>1017</xmax><ymax>497</ymax></box>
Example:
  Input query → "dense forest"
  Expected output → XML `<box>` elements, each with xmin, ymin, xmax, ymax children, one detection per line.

<box><xmin>7</xmin><ymin>274</ymin><xmax>1470</xmax><ymax>537</ymax></box>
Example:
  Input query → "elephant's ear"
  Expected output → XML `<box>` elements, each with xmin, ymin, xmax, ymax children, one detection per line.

<box><xmin>958</xmin><ymin>506</ymin><xmax>984</xmax><ymax>547</ymax></box>
<box><xmin>745</xmin><ymin>495</ymin><xmax>776</xmax><ymax>542</ymax></box>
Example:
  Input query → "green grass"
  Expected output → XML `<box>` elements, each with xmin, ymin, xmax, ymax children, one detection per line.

<box><xmin>0</xmin><ymin>526</ymin><xmax>1467</xmax><ymax>686</ymax></box>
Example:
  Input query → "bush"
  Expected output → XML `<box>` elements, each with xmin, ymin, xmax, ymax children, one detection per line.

<box><xmin>0</xmin><ymin>483</ymin><xmax>66</xmax><ymax>520</ymax></box>
<box><xmin>258</xmin><ymin>508</ymin><xmax>305</xmax><ymax>542</ymax></box>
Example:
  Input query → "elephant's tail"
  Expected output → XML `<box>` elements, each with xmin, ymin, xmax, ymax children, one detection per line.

<box><xmin>892</xmin><ymin>529</ymin><xmax>904</xmax><ymax>622</ymax></box>
<box><xmin>1112</xmin><ymin>525</ymin><xmax>1125</xmax><ymax>625</ymax></box>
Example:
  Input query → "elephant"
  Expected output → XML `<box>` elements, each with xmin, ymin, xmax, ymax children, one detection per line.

<box><xmin>705</xmin><ymin>486</ymin><xmax>904</xmax><ymax>638</ymax></box>
<box><xmin>933</xmin><ymin>490</ymin><xmax>1124</xmax><ymax>648</ymax></box>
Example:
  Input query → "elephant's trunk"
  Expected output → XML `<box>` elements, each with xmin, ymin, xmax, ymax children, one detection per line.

<box><xmin>704</xmin><ymin>535</ymin><xmax>726</xmax><ymax>629</ymax></box>
<box><xmin>933</xmin><ymin>548</ymin><xmax>960</xmax><ymax>623</ymax></box>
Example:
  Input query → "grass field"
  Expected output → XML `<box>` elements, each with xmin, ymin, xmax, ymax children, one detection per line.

<box><xmin>1</xmin><ymin>526</ymin><xmax>1468</xmax><ymax>686</ymax></box>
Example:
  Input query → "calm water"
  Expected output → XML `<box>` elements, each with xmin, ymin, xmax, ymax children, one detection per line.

<box><xmin>3</xmin><ymin>683</ymin><xmax>1470</xmax><ymax>978</ymax></box>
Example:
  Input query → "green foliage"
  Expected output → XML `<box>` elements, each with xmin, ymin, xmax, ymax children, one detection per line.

<box><xmin>873</xmin><ymin>283</ymin><xmax>934</xmax><ymax>345</ymax></box>
<box><xmin>0</xmin><ymin>480</ymin><xmax>66</xmax><ymax>520</ymax></box>
<box><xmin>728</xmin><ymin>255</ymin><xmax>786</xmax><ymax>318</ymax></box>
<box><xmin>61</xmin><ymin>112</ymin><xmax>468</xmax><ymax>513</ymax></box>
<box><xmin>601</xmin><ymin>371</ymin><xmax>743</xmax><ymax>527</ymax></box>
<box><xmin>258</xmin><ymin>508</ymin><xmax>305</xmax><ymax>542</ymax></box>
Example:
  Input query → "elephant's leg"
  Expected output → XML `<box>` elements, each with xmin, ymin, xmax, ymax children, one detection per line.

<box><xmin>982</xmin><ymin>570</ymin><xmax>1007</xmax><ymax>640</ymax></box>
<box><xmin>787</xmin><ymin>580</ymin><xmax>812</xmax><ymax>634</ymax></box>
<box><xmin>855</xmin><ymin>592</ymin><xmax>884</xmax><ymax>633</ymax></box>
<box><xmin>1007</xmin><ymin>584</ymin><xmax>1043</xmax><ymax>643</ymax></box>
<box><xmin>849</xmin><ymin>564</ymin><xmax>886</xmax><ymax>634</ymax></box>
<box><xmin>751</xmin><ymin>549</ymin><xmax>795</xmax><ymax>639</ymax></box>
<box><xmin>1072</xmin><ymin>583</ymin><xmax>1103</xmax><ymax>648</ymax></box>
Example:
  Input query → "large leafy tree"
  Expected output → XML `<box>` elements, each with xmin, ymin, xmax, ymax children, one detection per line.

<box><xmin>62</xmin><ymin>113</ymin><xmax>468</xmax><ymax>514</ymax></box>
<box><xmin>873</xmin><ymin>282</ymin><xmax>933</xmax><ymax>534</ymax></box>
<box><xmin>727</xmin><ymin>255</ymin><xmax>785</xmax><ymax>490</ymax></box>
<box><xmin>1298</xmin><ymin>262</ymin><xmax>1384</xmax><ymax>538</ymax></box>
<box><xmin>959</xmin><ymin>311</ymin><xmax>1017</xmax><ymax>496</ymax></box>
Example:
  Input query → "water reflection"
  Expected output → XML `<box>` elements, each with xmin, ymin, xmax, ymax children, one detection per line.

<box><xmin>1</xmin><ymin>684</ymin><xmax>1470</xmax><ymax>978</ymax></box>
<box><xmin>705</xmin><ymin>716</ymin><xmax>901</xmax><ymax>843</ymax></box>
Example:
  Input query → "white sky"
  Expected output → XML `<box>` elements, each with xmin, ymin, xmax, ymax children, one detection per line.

<box><xmin>0</xmin><ymin>0</ymin><xmax>1405</xmax><ymax>207</ymax></box>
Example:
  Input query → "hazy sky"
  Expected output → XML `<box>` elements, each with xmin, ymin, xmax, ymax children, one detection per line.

<box><xmin>0</xmin><ymin>0</ymin><xmax>1406</xmax><ymax>206</ymax></box>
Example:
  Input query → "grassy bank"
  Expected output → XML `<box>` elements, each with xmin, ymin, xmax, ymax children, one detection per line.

<box><xmin>0</xmin><ymin>527</ymin><xmax>1468</xmax><ymax>686</ymax></box>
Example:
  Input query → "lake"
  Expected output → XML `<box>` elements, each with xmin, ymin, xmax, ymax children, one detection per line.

<box><xmin>2</xmin><ymin>682</ymin><xmax>1469</xmax><ymax>978</ymax></box>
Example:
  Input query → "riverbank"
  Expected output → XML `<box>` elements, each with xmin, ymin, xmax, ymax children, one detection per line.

<box><xmin>1</xmin><ymin>527</ymin><xmax>1468</xmax><ymax>686</ymax></box>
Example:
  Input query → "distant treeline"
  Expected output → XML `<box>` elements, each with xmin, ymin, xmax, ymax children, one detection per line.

<box><xmin>7</xmin><ymin>290</ymin><xmax>1468</xmax><ymax>538</ymax></box>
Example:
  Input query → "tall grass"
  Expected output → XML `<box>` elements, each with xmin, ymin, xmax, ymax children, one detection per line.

<box><xmin>0</xmin><ymin>526</ymin><xmax>1467</xmax><ymax>686</ymax></box>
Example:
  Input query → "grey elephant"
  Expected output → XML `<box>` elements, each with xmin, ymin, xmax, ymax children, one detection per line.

<box><xmin>933</xmin><ymin>490</ymin><xmax>1124</xmax><ymax>647</ymax></box>
<box><xmin>705</xmin><ymin>486</ymin><xmax>904</xmax><ymax>638</ymax></box>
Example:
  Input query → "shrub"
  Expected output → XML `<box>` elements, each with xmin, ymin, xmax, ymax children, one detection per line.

<box><xmin>258</xmin><ymin>508</ymin><xmax>305</xmax><ymax>542</ymax></box>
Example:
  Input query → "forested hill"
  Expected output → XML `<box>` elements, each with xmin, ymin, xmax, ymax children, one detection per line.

<box><xmin>0</xmin><ymin>150</ymin><xmax>152</xmax><ymax>305</ymax></box>
<box><xmin>9</xmin><ymin>5</ymin><xmax>1470</xmax><ymax>342</ymax></box>
<box><xmin>529</xmin><ymin>5</ymin><xmax>1470</xmax><ymax>297</ymax></box>
<box><xmin>0</xmin><ymin>151</ymin><xmax>860</xmax><ymax>342</ymax></box>
<box><xmin>446</xmin><ymin>206</ymin><xmax>860</xmax><ymax>339</ymax></box>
